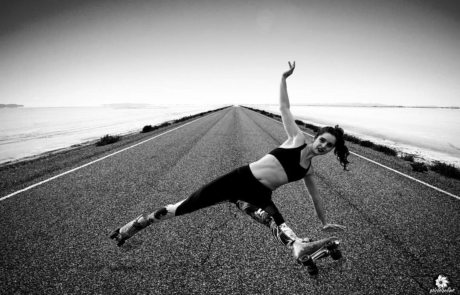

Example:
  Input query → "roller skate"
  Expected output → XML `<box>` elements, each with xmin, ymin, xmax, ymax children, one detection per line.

<box><xmin>110</xmin><ymin>205</ymin><xmax>177</xmax><ymax>246</ymax></box>
<box><xmin>292</xmin><ymin>237</ymin><xmax>342</xmax><ymax>277</ymax></box>
<box><xmin>109</xmin><ymin>215</ymin><xmax>151</xmax><ymax>246</ymax></box>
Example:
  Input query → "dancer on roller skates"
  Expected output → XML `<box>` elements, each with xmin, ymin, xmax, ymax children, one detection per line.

<box><xmin>110</xmin><ymin>61</ymin><xmax>349</xmax><ymax>262</ymax></box>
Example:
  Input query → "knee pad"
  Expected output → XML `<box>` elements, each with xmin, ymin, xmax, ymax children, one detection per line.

<box><xmin>235</xmin><ymin>200</ymin><xmax>257</xmax><ymax>214</ymax></box>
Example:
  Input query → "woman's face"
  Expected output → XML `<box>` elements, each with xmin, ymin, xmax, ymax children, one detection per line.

<box><xmin>312</xmin><ymin>132</ymin><xmax>337</xmax><ymax>155</ymax></box>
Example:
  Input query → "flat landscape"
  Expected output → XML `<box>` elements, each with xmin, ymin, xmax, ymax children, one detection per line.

<box><xmin>1</xmin><ymin>106</ymin><xmax>459</xmax><ymax>294</ymax></box>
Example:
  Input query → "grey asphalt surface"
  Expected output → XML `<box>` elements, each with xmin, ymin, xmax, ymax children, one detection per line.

<box><xmin>1</xmin><ymin>106</ymin><xmax>459</xmax><ymax>294</ymax></box>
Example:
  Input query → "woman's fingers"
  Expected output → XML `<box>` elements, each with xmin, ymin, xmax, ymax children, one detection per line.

<box><xmin>282</xmin><ymin>61</ymin><xmax>296</xmax><ymax>78</ymax></box>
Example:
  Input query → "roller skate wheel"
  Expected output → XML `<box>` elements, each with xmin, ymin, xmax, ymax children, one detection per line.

<box><xmin>109</xmin><ymin>228</ymin><xmax>120</xmax><ymax>239</ymax></box>
<box><xmin>307</xmin><ymin>263</ymin><xmax>319</xmax><ymax>276</ymax></box>
<box><xmin>330</xmin><ymin>249</ymin><xmax>342</xmax><ymax>260</ymax></box>
<box><xmin>298</xmin><ymin>255</ymin><xmax>313</xmax><ymax>266</ymax></box>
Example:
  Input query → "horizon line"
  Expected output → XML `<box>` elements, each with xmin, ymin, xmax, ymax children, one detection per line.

<box><xmin>2</xmin><ymin>103</ymin><xmax>459</xmax><ymax>109</ymax></box>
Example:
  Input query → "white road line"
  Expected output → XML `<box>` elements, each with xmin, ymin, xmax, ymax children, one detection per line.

<box><xmin>248</xmin><ymin>107</ymin><xmax>460</xmax><ymax>201</ymax></box>
<box><xmin>0</xmin><ymin>113</ymin><xmax>215</xmax><ymax>202</ymax></box>
<box><xmin>348</xmin><ymin>152</ymin><xmax>460</xmax><ymax>200</ymax></box>
<box><xmin>4</xmin><ymin>107</ymin><xmax>459</xmax><ymax>202</ymax></box>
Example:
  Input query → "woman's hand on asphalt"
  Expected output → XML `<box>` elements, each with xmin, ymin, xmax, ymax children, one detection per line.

<box><xmin>282</xmin><ymin>61</ymin><xmax>295</xmax><ymax>79</ymax></box>
<box><xmin>321</xmin><ymin>223</ymin><xmax>346</xmax><ymax>231</ymax></box>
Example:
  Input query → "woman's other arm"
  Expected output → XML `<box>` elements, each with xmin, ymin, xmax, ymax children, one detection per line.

<box><xmin>303</xmin><ymin>171</ymin><xmax>346</xmax><ymax>231</ymax></box>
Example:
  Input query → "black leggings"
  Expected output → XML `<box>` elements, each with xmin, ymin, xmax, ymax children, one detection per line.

<box><xmin>175</xmin><ymin>165</ymin><xmax>286</xmax><ymax>226</ymax></box>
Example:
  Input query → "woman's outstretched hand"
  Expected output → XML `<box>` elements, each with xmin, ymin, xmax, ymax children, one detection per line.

<box><xmin>282</xmin><ymin>61</ymin><xmax>295</xmax><ymax>79</ymax></box>
<box><xmin>322</xmin><ymin>223</ymin><xmax>346</xmax><ymax>231</ymax></box>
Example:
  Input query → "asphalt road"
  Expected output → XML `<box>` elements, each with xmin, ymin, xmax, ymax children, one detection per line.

<box><xmin>1</xmin><ymin>106</ymin><xmax>459</xmax><ymax>294</ymax></box>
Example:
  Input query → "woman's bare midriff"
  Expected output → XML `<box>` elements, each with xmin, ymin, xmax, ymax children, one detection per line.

<box><xmin>249</xmin><ymin>154</ymin><xmax>289</xmax><ymax>191</ymax></box>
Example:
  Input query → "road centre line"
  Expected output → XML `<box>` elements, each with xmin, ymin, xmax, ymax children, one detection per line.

<box><xmin>251</xmin><ymin>108</ymin><xmax>460</xmax><ymax>201</ymax></box>
<box><xmin>0</xmin><ymin>113</ymin><xmax>215</xmax><ymax>202</ymax></box>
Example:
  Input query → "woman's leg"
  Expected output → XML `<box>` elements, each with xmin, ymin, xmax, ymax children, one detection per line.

<box><xmin>235</xmin><ymin>200</ymin><xmax>312</xmax><ymax>247</ymax></box>
<box><xmin>109</xmin><ymin>200</ymin><xmax>185</xmax><ymax>246</ymax></box>
<box><xmin>110</xmin><ymin>168</ymin><xmax>240</xmax><ymax>246</ymax></box>
<box><xmin>234</xmin><ymin>200</ymin><xmax>333</xmax><ymax>263</ymax></box>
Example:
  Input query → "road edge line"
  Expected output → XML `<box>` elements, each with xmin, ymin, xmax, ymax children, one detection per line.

<box><xmin>1</xmin><ymin>110</ymin><xmax>221</xmax><ymax>202</ymax></box>
<box><xmin>245</xmin><ymin>106</ymin><xmax>460</xmax><ymax>201</ymax></box>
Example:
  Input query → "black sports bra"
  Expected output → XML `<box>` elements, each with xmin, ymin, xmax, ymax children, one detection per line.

<box><xmin>268</xmin><ymin>143</ymin><xmax>311</xmax><ymax>182</ymax></box>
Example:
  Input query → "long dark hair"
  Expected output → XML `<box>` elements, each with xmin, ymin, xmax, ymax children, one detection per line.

<box><xmin>314</xmin><ymin>125</ymin><xmax>350</xmax><ymax>170</ymax></box>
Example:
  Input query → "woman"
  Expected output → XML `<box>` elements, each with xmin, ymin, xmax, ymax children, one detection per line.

<box><xmin>110</xmin><ymin>61</ymin><xmax>350</xmax><ymax>261</ymax></box>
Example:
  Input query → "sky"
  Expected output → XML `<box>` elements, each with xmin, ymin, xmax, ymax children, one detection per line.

<box><xmin>1</xmin><ymin>0</ymin><xmax>459</xmax><ymax>107</ymax></box>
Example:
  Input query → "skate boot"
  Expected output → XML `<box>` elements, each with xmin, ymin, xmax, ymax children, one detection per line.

<box><xmin>110</xmin><ymin>215</ymin><xmax>151</xmax><ymax>246</ymax></box>
<box><xmin>291</xmin><ymin>236</ymin><xmax>338</xmax><ymax>262</ymax></box>
<box><xmin>110</xmin><ymin>204</ymin><xmax>180</xmax><ymax>246</ymax></box>
<box><xmin>270</xmin><ymin>222</ymin><xmax>313</xmax><ymax>247</ymax></box>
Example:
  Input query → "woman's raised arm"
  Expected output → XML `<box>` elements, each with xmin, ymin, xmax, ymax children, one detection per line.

<box><xmin>279</xmin><ymin>61</ymin><xmax>303</xmax><ymax>140</ymax></box>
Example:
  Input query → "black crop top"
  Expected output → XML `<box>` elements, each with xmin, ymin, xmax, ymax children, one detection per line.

<box><xmin>268</xmin><ymin>143</ymin><xmax>311</xmax><ymax>182</ymax></box>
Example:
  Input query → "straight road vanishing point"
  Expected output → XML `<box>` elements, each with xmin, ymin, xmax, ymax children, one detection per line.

<box><xmin>1</xmin><ymin>107</ymin><xmax>459</xmax><ymax>294</ymax></box>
